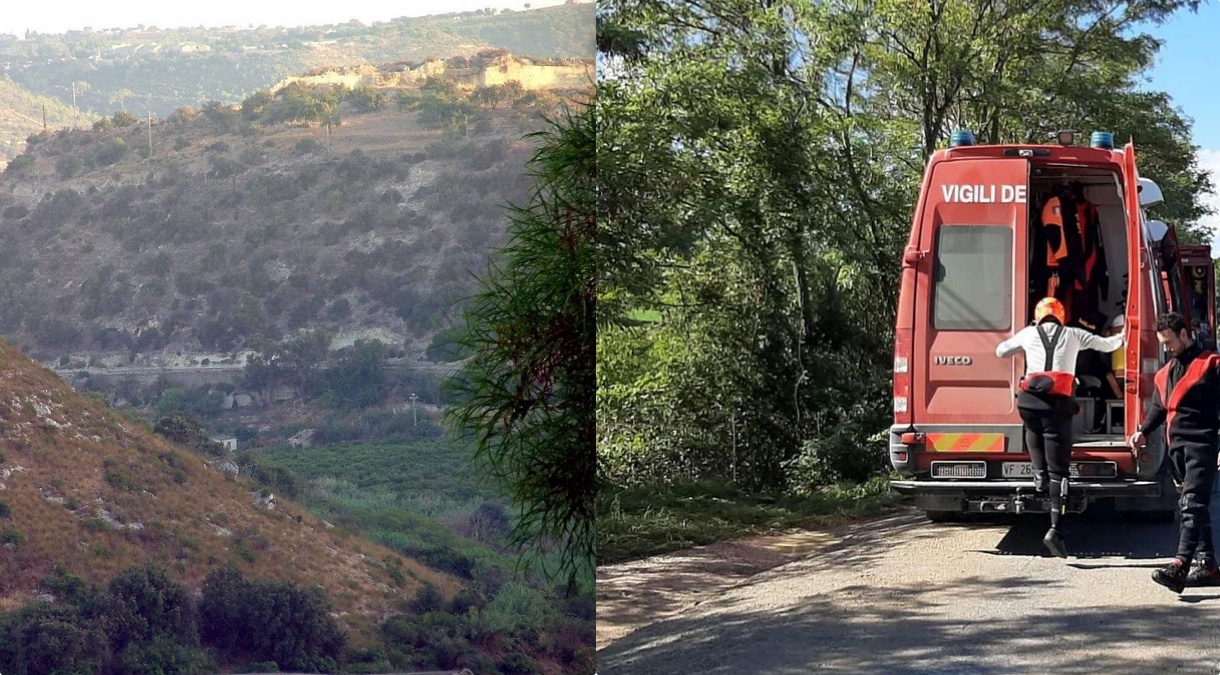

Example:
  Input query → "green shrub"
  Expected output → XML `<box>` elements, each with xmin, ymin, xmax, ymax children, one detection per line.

<box><xmin>1</xmin><ymin>527</ymin><xmax>24</xmax><ymax>545</ymax></box>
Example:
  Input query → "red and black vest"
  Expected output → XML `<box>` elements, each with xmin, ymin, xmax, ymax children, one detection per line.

<box><xmin>1154</xmin><ymin>349</ymin><xmax>1220</xmax><ymax>439</ymax></box>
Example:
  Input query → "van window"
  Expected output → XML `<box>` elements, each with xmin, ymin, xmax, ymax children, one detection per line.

<box><xmin>933</xmin><ymin>225</ymin><xmax>1012</xmax><ymax>331</ymax></box>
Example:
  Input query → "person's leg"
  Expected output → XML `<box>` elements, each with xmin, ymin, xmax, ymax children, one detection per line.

<box><xmin>1040</xmin><ymin>406</ymin><xmax>1074</xmax><ymax>557</ymax></box>
<box><xmin>1019</xmin><ymin>407</ymin><xmax>1048</xmax><ymax>492</ymax></box>
<box><xmin>1178</xmin><ymin>441</ymin><xmax>1217</xmax><ymax>565</ymax></box>
<box><xmin>1156</xmin><ymin>444</ymin><xmax>1195</xmax><ymax>593</ymax></box>
<box><xmin>1188</xmin><ymin>441</ymin><xmax>1220</xmax><ymax>586</ymax></box>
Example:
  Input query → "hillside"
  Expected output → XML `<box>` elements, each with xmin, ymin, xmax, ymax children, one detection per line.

<box><xmin>0</xmin><ymin>4</ymin><xmax>594</xmax><ymax>161</ymax></box>
<box><xmin>0</xmin><ymin>75</ymin><xmax>92</xmax><ymax>159</ymax></box>
<box><xmin>0</xmin><ymin>56</ymin><xmax>590</xmax><ymax>366</ymax></box>
<box><xmin>250</xmin><ymin>440</ymin><xmax>597</xmax><ymax>672</ymax></box>
<box><xmin>0</xmin><ymin>335</ymin><xmax>458</xmax><ymax>644</ymax></box>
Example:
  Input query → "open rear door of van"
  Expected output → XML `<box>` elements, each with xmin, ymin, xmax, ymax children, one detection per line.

<box><xmin>911</xmin><ymin>156</ymin><xmax>1029</xmax><ymax>457</ymax></box>
<box><xmin>1123</xmin><ymin>141</ymin><xmax>1164</xmax><ymax>478</ymax></box>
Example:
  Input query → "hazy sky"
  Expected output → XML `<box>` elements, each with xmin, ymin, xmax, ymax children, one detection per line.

<box><xmin>0</xmin><ymin>0</ymin><xmax>571</xmax><ymax>36</ymax></box>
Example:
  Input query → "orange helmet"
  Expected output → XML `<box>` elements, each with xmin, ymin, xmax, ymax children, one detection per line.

<box><xmin>1034</xmin><ymin>297</ymin><xmax>1066</xmax><ymax>324</ymax></box>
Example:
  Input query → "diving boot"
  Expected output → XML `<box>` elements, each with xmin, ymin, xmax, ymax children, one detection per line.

<box><xmin>1042</xmin><ymin>527</ymin><xmax>1067</xmax><ymax>558</ymax></box>
<box><xmin>1186</xmin><ymin>563</ymin><xmax>1220</xmax><ymax>587</ymax></box>
<box><xmin>1152</xmin><ymin>559</ymin><xmax>1189</xmax><ymax>593</ymax></box>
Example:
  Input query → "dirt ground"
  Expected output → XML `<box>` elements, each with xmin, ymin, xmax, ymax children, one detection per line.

<box><xmin>596</xmin><ymin>517</ymin><xmax>877</xmax><ymax>650</ymax></box>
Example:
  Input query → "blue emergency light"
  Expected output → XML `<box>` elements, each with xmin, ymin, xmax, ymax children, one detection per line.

<box><xmin>1090</xmin><ymin>131</ymin><xmax>1114</xmax><ymax>150</ymax></box>
<box><xmin>950</xmin><ymin>130</ymin><xmax>975</xmax><ymax>147</ymax></box>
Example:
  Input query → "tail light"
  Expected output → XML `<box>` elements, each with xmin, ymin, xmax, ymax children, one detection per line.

<box><xmin>893</xmin><ymin>329</ymin><xmax>912</xmax><ymax>424</ymax></box>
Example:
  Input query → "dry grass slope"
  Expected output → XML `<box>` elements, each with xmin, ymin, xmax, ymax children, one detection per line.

<box><xmin>0</xmin><ymin>337</ymin><xmax>459</xmax><ymax>632</ymax></box>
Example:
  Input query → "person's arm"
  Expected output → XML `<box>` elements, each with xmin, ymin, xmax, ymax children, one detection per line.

<box><xmin>1075</xmin><ymin>328</ymin><xmax>1125</xmax><ymax>353</ymax></box>
<box><xmin>995</xmin><ymin>327</ymin><xmax>1027</xmax><ymax>358</ymax></box>
<box><xmin>1139</xmin><ymin>386</ymin><xmax>1167</xmax><ymax>437</ymax></box>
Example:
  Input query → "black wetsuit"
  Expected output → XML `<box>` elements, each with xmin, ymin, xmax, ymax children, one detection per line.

<box><xmin>1141</xmin><ymin>343</ymin><xmax>1220</xmax><ymax>566</ymax></box>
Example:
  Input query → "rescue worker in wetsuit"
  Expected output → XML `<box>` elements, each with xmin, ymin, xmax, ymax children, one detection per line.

<box><xmin>1131</xmin><ymin>311</ymin><xmax>1220</xmax><ymax>592</ymax></box>
<box><xmin>996</xmin><ymin>297</ymin><xmax>1125</xmax><ymax>557</ymax></box>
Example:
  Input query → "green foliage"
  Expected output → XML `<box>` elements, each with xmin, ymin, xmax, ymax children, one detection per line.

<box><xmin>425</xmin><ymin>326</ymin><xmax>470</xmax><ymax>363</ymax></box>
<box><xmin>55</xmin><ymin>154</ymin><xmax>82</xmax><ymax>178</ymax></box>
<box><xmin>323</xmin><ymin>339</ymin><xmax>388</xmax><ymax>408</ymax></box>
<box><xmin>444</xmin><ymin>4</ymin><xmax>594</xmax><ymax>58</ymax></box>
<box><xmin>499</xmin><ymin>652</ymin><xmax>542</xmax><ymax>675</ymax></box>
<box><xmin>112</xmin><ymin>111</ymin><xmax>138</xmax><ymax>127</ymax></box>
<box><xmin>103</xmin><ymin>463</ymin><xmax>137</xmax><ymax>491</ymax></box>
<box><xmin>154</xmin><ymin>386</ymin><xmax>223</xmax><ymax>419</ymax></box>
<box><xmin>104</xmin><ymin>563</ymin><xmax>198</xmax><ymax>651</ymax></box>
<box><xmin>595</xmin><ymin>0</ymin><xmax>1211</xmax><ymax>501</ymax></box>
<box><xmin>243</xmin><ymin>458</ymin><xmax>302</xmax><ymax>499</ymax></box>
<box><xmin>598</xmin><ymin>477</ymin><xmax>897</xmax><ymax>564</ymax></box>
<box><xmin>253</xmin><ymin>439</ymin><xmax>593</xmax><ymax>671</ymax></box>
<box><xmin>5</xmin><ymin>153</ymin><xmax>34</xmax><ymax>174</ymax></box>
<box><xmin>411</xmin><ymin>582</ymin><xmax>445</xmax><ymax>614</ymax></box>
<box><xmin>257</xmin><ymin>440</ymin><xmax>487</xmax><ymax>520</ymax></box>
<box><xmin>446</xmin><ymin>105</ymin><xmax>595</xmax><ymax>590</ymax></box>
<box><xmin>346</xmin><ymin>86</ymin><xmax>387</xmax><ymax>112</ymax></box>
<box><xmin>93</xmin><ymin>137</ymin><xmax>129</xmax><ymax>166</ymax></box>
<box><xmin>4</xmin><ymin>604</ymin><xmax>106</xmax><ymax>675</ymax></box>
<box><xmin>484</xmin><ymin>582</ymin><xmax>554</xmax><ymax>633</ymax></box>
<box><xmin>199</xmin><ymin>566</ymin><xmax>345</xmax><ymax>670</ymax></box>
<box><xmin>153</xmin><ymin>412</ymin><xmax>225</xmax><ymax>455</ymax></box>
<box><xmin>117</xmin><ymin>636</ymin><xmax>213</xmax><ymax>675</ymax></box>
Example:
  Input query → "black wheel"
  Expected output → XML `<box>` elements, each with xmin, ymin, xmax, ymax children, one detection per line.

<box><xmin>925</xmin><ymin>510</ymin><xmax>963</xmax><ymax>523</ymax></box>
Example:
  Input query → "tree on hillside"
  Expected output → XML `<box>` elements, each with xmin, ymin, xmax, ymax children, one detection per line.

<box><xmin>446</xmin><ymin>104</ymin><xmax>594</xmax><ymax>591</ymax></box>
<box><xmin>111</xmin><ymin>87</ymin><xmax>134</xmax><ymax>112</ymax></box>
<box><xmin>154</xmin><ymin>412</ymin><xmax>225</xmax><ymax>455</ymax></box>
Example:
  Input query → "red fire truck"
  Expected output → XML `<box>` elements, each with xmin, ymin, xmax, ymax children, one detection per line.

<box><xmin>889</xmin><ymin>130</ymin><xmax>1216</xmax><ymax>521</ymax></box>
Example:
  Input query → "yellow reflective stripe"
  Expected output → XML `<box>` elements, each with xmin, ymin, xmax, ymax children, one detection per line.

<box><xmin>927</xmin><ymin>433</ymin><xmax>1005</xmax><ymax>452</ymax></box>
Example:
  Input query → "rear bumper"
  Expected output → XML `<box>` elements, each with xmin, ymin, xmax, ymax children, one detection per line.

<box><xmin>889</xmin><ymin>479</ymin><xmax>1159</xmax><ymax>495</ymax></box>
<box><xmin>890</xmin><ymin>478</ymin><xmax>1164</xmax><ymax>514</ymax></box>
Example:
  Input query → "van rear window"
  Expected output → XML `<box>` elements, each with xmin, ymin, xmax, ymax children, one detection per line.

<box><xmin>933</xmin><ymin>225</ymin><xmax>1011</xmax><ymax>331</ymax></box>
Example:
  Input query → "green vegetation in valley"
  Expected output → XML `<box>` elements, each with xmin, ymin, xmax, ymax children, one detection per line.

<box><xmin>249</xmin><ymin>440</ymin><xmax>595</xmax><ymax>673</ymax></box>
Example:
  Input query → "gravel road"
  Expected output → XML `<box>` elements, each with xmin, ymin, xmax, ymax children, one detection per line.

<box><xmin>598</xmin><ymin>507</ymin><xmax>1220</xmax><ymax>674</ymax></box>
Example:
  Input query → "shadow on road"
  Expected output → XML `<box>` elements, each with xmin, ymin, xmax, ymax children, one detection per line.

<box><xmin>597</xmin><ymin>575</ymin><xmax>1220</xmax><ymax>674</ymax></box>
<box><xmin>981</xmin><ymin>512</ymin><xmax>1182</xmax><ymax>560</ymax></box>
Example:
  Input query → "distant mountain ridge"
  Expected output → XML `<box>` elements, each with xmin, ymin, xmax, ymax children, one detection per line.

<box><xmin>0</xmin><ymin>3</ymin><xmax>593</xmax><ymax>161</ymax></box>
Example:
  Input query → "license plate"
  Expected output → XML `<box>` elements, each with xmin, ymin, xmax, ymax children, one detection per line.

<box><xmin>1001</xmin><ymin>462</ymin><xmax>1036</xmax><ymax>478</ymax></box>
<box><xmin>931</xmin><ymin>461</ymin><xmax>986</xmax><ymax>479</ymax></box>
<box><xmin>1002</xmin><ymin>462</ymin><xmax>1117</xmax><ymax>479</ymax></box>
